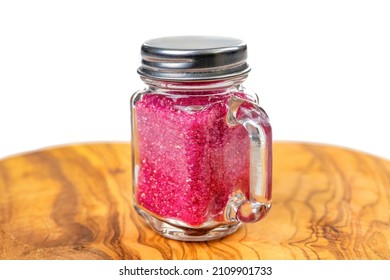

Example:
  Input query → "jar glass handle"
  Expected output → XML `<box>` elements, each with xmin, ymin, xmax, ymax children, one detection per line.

<box><xmin>226</xmin><ymin>96</ymin><xmax>272</xmax><ymax>223</ymax></box>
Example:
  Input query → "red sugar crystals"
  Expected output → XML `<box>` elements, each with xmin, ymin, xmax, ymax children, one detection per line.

<box><xmin>134</xmin><ymin>92</ymin><xmax>250</xmax><ymax>226</ymax></box>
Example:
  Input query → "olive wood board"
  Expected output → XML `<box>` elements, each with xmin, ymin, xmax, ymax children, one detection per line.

<box><xmin>0</xmin><ymin>142</ymin><xmax>389</xmax><ymax>260</ymax></box>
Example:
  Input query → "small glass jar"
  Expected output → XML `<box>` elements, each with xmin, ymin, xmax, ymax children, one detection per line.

<box><xmin>130</xmin><ymin>36</ymin><xmax>272</xmax><ymax>241</ymax></box>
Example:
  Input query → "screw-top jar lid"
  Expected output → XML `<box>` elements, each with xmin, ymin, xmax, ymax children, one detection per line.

<box><xmin>137</xmin><ymin>36</ymin><xmax>251</xmax><ymax>81</ymax></box>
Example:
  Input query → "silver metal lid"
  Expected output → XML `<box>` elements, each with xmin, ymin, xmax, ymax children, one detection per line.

<box><xmin>137</xmin><ymin>36</ymin><xmax>251</xmax><ymax>81</ymax></box>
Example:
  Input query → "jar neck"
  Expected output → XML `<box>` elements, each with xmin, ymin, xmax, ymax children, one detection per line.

<box><xmin>141</xmin><ymin>75</ymin><xmax>248</xmax><ymax>93</ymax></box>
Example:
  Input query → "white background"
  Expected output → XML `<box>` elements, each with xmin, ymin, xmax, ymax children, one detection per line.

<box><xmin>0</xmin><ymin>0</ymin><xmax>389</xmax><ymax>160</ymax></box>
<box><xmin>0</xmin><ymin>260</ymin><xmax>389</xmax><ymax>280</ymax></box>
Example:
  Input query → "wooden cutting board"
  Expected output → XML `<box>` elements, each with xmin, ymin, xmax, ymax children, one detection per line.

<box><xmin>0</xmin><ymin>142</ymin><xmax>389</xmax><ymax>260</ymax></box>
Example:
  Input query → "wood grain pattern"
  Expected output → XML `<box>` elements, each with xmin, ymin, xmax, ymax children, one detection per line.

<box><xmin>0</xmin><ymin>142</ymin><xmax>390</xmax><ymax>260</ymax></box>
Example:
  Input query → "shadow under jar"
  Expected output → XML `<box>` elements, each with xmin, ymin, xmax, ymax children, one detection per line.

<box><xmin>130</xmin><ymin>36</ymin><xmax>272</xmax><ymax>241</ymax></box>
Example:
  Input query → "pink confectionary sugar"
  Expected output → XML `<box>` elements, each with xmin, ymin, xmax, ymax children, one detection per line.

<box><xmin>135</xmin><ymin>92</ymin><xmax>250</xmax><ymax>226</ymax></box>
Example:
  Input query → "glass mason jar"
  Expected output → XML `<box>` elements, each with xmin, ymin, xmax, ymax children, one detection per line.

<box><xmin>130</xmin><ymin>36</ymin><xmax>272</xmax><ymax>241</ymax></box>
